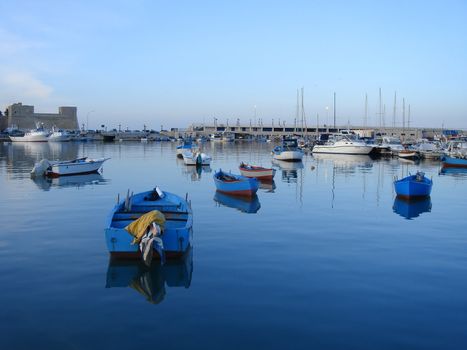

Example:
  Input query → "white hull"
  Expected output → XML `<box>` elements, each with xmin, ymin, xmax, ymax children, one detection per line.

<box><xmin>49</xmin><ymin>158</ymin><xmax>108</xmax><ymax>176</ymax></box>
<box><xmin>48</xmin><ymin>134</ymin><xmax>71</xmax><ymax>142</ymax></box>
<box><xmin>10</xmin><ymin>133</ymin><xmax>49</xmax><ymax>142</ymax></box>
<box><xmin>239</xmin><ymin>168</ymin><xmax>275</xmax><ymax>179</ymax></box>
<box><xmin>182</xmin><ymin>152</ymin><xmax>211</xmax><ymax>166</ymax></box>
<box><xmin>312</xmin><ymin>145</ymin><xmax>373</xmax><ymax>155</ymax></box>
<box><xmin>272</xmin><ymin>150</ymin><xmax>303</xmax><ymax>161</ymax></box>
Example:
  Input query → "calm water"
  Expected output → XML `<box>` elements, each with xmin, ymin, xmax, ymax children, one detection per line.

<box><xmin>0</xmin><ymin>141</ymin><xmax>466</xmax><ymax>350</ymax></box>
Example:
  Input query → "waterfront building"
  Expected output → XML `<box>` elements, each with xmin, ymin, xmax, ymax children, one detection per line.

<box><xmin>1</xmin><ymin>103</ymin><xmax>78</xmax><ymax>131</ymax></box>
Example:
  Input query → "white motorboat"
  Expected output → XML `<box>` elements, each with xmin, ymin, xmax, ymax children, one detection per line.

<box><xmin>31</xmin><ymin>157</ymin><xmax>110</xmax><ymax>177</ymax></box>
<box><xmin>416</xmin><ymin>140</ymin><xmax>443</xmax><ymax>159</ymax></box>
<box><xmin>48</xmin><ymin>128</ymin><xmax>71</xmax><ymax>142</ymax></box>
<box><xmin>209</xmin><ymin>133</ymin><xmax>223</xmax><ymax>142</ymax></box>
<box><xmin>10</xmin><ymin>124</ymin><xmax>50</xmax><ymax>142</ymax></box>
<box><xmin>312</xmin><ymin>135</ymin><xmax>374</xmax><ymax>155</ymax></box>
<box><xmin>182</xmin><ymin>150</ymin><xmax>212</xmax><ymax>166</ymax></box>
<box><xmin>380</xmin><ymin>136</ymin><xmax>405</xmax><ymax>155</ymax></box>
<box><xmin>272</xmin><ymin>138</ymin><xmax>304</xmax><ymax>161</ymax></box>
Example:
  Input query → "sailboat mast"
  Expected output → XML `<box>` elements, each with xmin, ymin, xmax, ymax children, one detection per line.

<box><xmin>364</xmin><ymin>93</ymin><xmax>368</xmax><ymax>127</ymax></box>
<box><xmin>378</xmin><ymin>87</ymin><xmax>382</xmax><ymax>129</ymax></box>
<box><xmin>333</xmin><ymin>92</ymin><xmax>336</xmax><ymax>129</ymax></box>
<box><xmin>393</xmin><ymin>91</ymin><xmax>397</xmax><ymax>129</ymax></box>
<box><xmin>402</xmin><ymin>98</ymin><xmax>406</xmax><ymax>130</ymax></box>
<box><xmin>295</xmin><ymin>89</ymin><xmax>299</xmax><ymax>134</ymax></box>
<box><xmin>408</xmin><ymin>104</ymin><xmax>411</xmax><ymax>128</ymax></box>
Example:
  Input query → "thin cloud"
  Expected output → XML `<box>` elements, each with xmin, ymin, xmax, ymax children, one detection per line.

<box><xmin>0</xmin><ymin>70</ymin><xmax>53</xmax><ymax>99</ymax></box>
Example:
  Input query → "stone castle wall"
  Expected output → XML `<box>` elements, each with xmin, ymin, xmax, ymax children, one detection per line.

<box><xmin>3</xmin><ymin>103</ymin><xmax>78</xmax><ymax>130</ymax></box>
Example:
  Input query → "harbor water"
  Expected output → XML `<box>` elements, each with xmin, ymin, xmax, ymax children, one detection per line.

<box><xmin>0</xmin><ymin>141</ymin><xmax>466</xmax><ymax>349</ymax></box>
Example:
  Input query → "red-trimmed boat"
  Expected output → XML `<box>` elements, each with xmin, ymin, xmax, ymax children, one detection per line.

<box><xmin>213</xmin><ymin>169</ymin><xmax>259</xmax><ymax>197</ymax></box>
<box><xmin>239</xmin><ymin>162</ymin><xmax>276</xmax><ymax>180</ymax></box>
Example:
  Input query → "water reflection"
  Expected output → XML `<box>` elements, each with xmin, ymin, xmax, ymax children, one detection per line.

<box><xmin>392</xmin><ymin>196</ymin><xmax>432</xmax><ymax>220</ymax></box>
<box><xmin>2</xmin><ymin>142</ymin><xmax>80</xmax><ymax>176</ymax></box>
<box><xmin>439</xmin><ymin>166</ymin><xmax>467</xmax><ymax>179</ymax></box>
<box><xmin>312</xmin><ymin>153</ymin><xmax>373</xmax><ymax>174</ymax></box>
<box><xmin>181</xmin><ymin>165</ymin><xmax>212</xmax><ymax>181</ymax></box>
<box><xmin>31</xmin><ymin>173</ymin><xmax>108</xmax><ymax>191</ymax></box>
<box><xmin>259</xmin><ymin>180</ymin><xmax>276</xmax><ymax>192</ymax></box>
<box><xmin>214</xmin><ymin>191</ymin><xmax>261</xmax><ymax>213</ymax></box>
<box><xmin>105</xmin><ymin>248</ymin><xmax>193</xmax><ymax>305</ymax></box>
<box><xmin>272</xmin><ymin>159</ymin><xmax>304</xmax><ymax>183</ymax></box>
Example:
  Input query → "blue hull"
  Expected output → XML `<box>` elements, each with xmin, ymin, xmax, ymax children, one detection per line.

<box><xmin>104</xmin><ymin>190</ymin><xmax>193</xmax><ymax>258</ymax></box>
<box><xmin>213</xmin><ymin>170</ymin><xmax>259</xmax><ymax>196</ymax></box>
<box><xmin>394</xmin><ymin>174</ymin><xmax>432</xmax><ymax>198</ymax></box>
<box><xmin>441</xmin><ymin>155</ymin><xmax>467</xmax><ymax>168</ymax></box>
<box><xmin>393</xmin><ymin>197</ymin><xmax>432</xmax><ymax>220</ymax></box>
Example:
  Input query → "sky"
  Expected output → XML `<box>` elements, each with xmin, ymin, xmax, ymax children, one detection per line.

<box><xmin>0</xmin><ymin>0</ymin><xmax>466</xmax><ymax>130</ymax></box>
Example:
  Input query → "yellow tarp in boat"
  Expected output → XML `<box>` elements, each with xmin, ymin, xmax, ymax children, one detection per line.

<box><xmin>125</xmin><ymin>210</ymin><xmax>165</xmax><ymax>245</ymax></box>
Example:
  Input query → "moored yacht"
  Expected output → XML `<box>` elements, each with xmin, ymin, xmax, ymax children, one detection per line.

<box><xmin>312</xmin><ymin>135</ymin><xmax>374</xmax><ymax>155</ymax></box>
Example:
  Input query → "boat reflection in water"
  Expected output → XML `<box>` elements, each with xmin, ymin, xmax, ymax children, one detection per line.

<box><xmin>439</xmin><ymin>166</ymin><xmax>467</xmax><ymax>178</ymax></box>
<box><xmin>105</xmin><ymin>248</ymin><xmax>193</xmax><ymax>305</ymax></box>
<box><xmin>31</xmin><ymin>173</ymin><xmax>108</xmax><ymax>191</ymax></box>
<box><xmin>272</xmin><ymin>159</ymin><xmax>304</xmax><ymax>183</ymax></box>
<box><xmin>392</xmin><ymin>196</ymin><xmax>432</xmax><ymax>220</ymax></box>
<box><xmin>312</xmin><ymin>153</ymin><xmax>374</xmax><ymax>173</ymax></box>
<box><xmin>214</xmin><ymin>191</ymin><xmax>261</xmax><ymax>213</ymax></box>
<box><xmin>258</xmin><ymin>180</ymin><xmax>276</xmax><ymax>192</ymax></box>
<box><xmin>182</xmin><ymin>165</ymin><xmax>212</xmax><ymax>181</ymax></box>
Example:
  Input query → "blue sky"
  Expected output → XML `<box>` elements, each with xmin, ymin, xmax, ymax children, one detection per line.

<box><xmin>0</xmin><ymin>0</ymin><xmax>466</xmax><ymax>129</ymax></box>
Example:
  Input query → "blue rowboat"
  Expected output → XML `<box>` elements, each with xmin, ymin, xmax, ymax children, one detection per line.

<box><xmin>105</xmin><ymin>187</ymin><xmax>193</xmax><ymax>259</ymax></box>
<box><xmin>441</xmin><ymin>155</ymin><xmax>467</xmax><ymax>168</ymax></box>
<box><xmin>213</xmin><ymin>169</ymin><xmax>259</xmax><ymax>197</ymax></box>
<box><xmin>392</xmin><ymin>197</ymin><xmax>432</xmax><ymax>220</ymax></box>
<box><xmin>394</xmin><ymin>171</ymin><xmax>433</xmax><ymax>199</ymax></box>
<box><xmin>214</xmin><ymin>191</ymin><xmax>261</xmax><ymax>213</ymax></box>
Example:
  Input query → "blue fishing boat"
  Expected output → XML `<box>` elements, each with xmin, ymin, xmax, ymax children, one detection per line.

<box><xmin>213</xmin><ymin>169</ymin><xmax>259</xmax><ymax>197</ymax></box>
<box><xmin>214</xmin><ymin>191</ymin><xmax>261</xmax><ymax>213</ymax></box>
<box><xmin>106</xmin><ymin>247</ymin><xmax>193</xmax><ymax>304</ymax></box>
<box><xmin>176</xmin><ymin>138</ymin><xmax>193</xmax><ymax>158</ymax></box>
<box><xmin>441</xmin><ymin>155</ymin><xmax>467</xmax><ymax>168</ymax></box>
<box><xmin>394</xmin><ymin>171</ymin><xmax>433</xmax><ymax>199</ymax></box>
<box><xmin>105</xmin><ymin>187</ymin><xmax>193</xmax><ymax>261</ymax></box>
<box><xmin>392</xmin><ymin>197</ymin><xmax>432</xmax><ymax>220</ymax></box>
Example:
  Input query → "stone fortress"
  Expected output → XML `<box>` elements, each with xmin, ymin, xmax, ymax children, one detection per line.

<box><xmin>0</xmin><ymin>103</ymin><xmax>79</xmax><ymax>130</ymax></box>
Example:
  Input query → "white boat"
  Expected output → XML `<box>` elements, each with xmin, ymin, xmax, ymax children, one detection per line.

<box><xmin>48</xmin><ymin>128</ymin><xmax>71</xmax><ymax>142</ymax></box>
<box><xmin>182</xmin><ymin>150</ymin><xmax>212</xmax><ymax>166</ymax></box>
<box><xmin>272</xmin><ymin>138</ymin><xmax>304</xmax><ymax>161</ymax></box>
<box><xmin>380</xmin><ymin>136</ymin><xmax>405</xmax><ymax>155</ymax></box>
<box><xmin>416</xmin><ymin>140</ymin><xmax>443</xmax><ymax>159</ymax></box>
<box><xmin>209</xmin><ymin>133</ymin><xmax>223</xmax><ymax>142</ymax></box>
<box><xmin>312</xmin><ymin>135</ymin><xmax>374</xmax><ymax>155</ymax></box>
<box><xmin>10</xmin><ymin>124</ymin><xmax>50</xmax><ymax>142</ymax></box>
<box><xmin>31</xmin><ymin>157</ymin><xmax>110</xmax><ymax>177</ymax></box>
<box><xmin>398</xmin><ymin>149</ymin><xmax>420</xmax><ymax>160</ymax></box>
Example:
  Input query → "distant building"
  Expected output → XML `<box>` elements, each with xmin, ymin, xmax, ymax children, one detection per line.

<box><xmin>1</xmin><ymin>102</ymin><xmax>78</xmax><ymax>131</ymax></box>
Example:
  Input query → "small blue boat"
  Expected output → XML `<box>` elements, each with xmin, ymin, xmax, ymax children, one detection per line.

<box><xmin>214</xmin><ymin>191</ymin><xmax>261</xmax><ymax>213</ymax></box>
<box><xmin>213</xmin><ymin>169</ymin><xmax>259</xmax><ymax>197</ymax></box>
<box><xmin>176</xmin><ymin>138</ymin><xmax>193</xmax><ymax>158</ymax></box>
<box><xmin>441</xmin><ymin>155</ymin><xmax>467</xmax><ymax>168</ymax></box>
<box><xmin>394</xmin><ymin>171</ymin><xmax>433</xmax><ymax>199</ymax></box>
<box><xmin>105</xmin><ymin>187</ymin><xmax>193</xmax><ymax>259</ymax></box>
<box><xmin>393</xmin><ymin>197</ymin><xmax>432</xmax><ymax>220</ymax></box>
